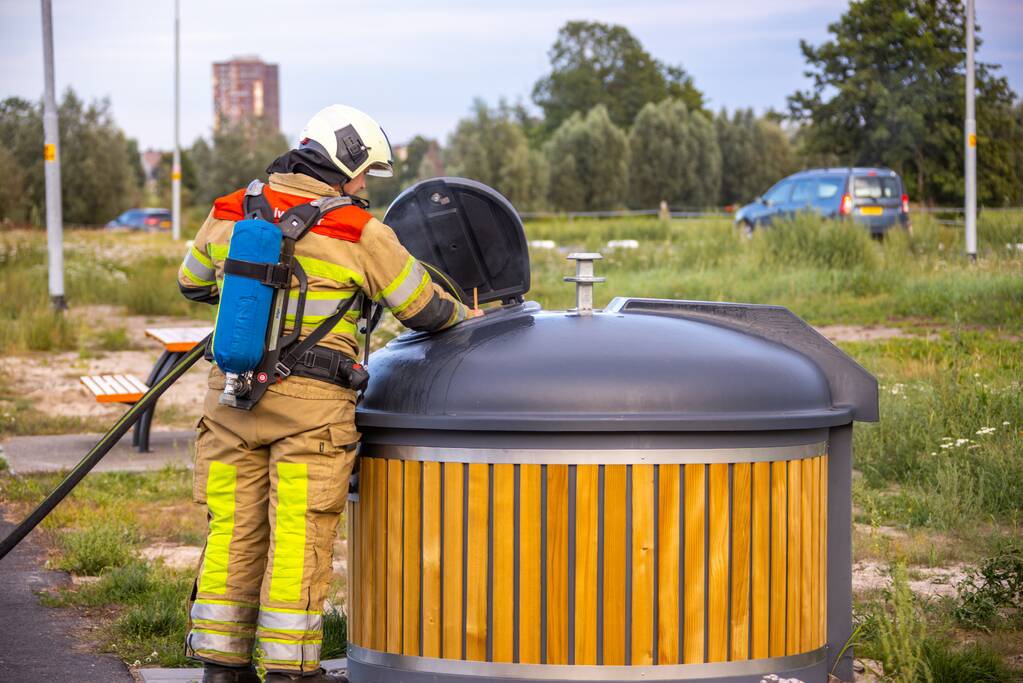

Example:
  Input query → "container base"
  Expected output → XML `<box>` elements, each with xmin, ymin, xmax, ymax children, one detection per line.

<box><xmin>347</xmin><ymin>646</ymin><xmax>829</xmax><ymax>683</ymax></box>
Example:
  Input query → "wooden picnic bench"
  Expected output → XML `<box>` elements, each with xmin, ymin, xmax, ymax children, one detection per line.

<box><xmin>78</xmin><ymin>326</ymin><xmax>211</xmax><ymax>453</ymax></box>
<box><xmin>134</xmin><ymin>326</ymin><xmax>212</xmax><ymax>452</ymax></box>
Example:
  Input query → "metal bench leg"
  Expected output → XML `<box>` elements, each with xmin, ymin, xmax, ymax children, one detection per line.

<box><xmin>136</xmin><ymin>351</ymin><xmax>178</xmax><ymax>453</ymax></box>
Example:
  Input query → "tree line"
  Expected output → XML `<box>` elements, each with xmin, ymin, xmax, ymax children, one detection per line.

<box><xmin>1</xmin><ymin>0</ymin><xmax>1020</xmax><ymax>226</ymax></box>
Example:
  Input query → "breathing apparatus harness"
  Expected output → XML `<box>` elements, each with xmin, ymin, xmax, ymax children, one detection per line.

<box><xmin>215</xmin><ymin>180</ymin><xmax>371</xmax><ymax>410</ymax></box>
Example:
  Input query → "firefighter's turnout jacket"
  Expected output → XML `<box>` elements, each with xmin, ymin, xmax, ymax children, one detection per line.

<box><xmin>177</xmin><ymin>172</ymin><xmax>470</xmax><ymax>675</ymax></box>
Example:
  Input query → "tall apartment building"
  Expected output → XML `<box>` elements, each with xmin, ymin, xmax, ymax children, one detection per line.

<box><xmin>212</xmin><ymin>56</ymin><xmax>280</xmax><ymax>131</ymax></box>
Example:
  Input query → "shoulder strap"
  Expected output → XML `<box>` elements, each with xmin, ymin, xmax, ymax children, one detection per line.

<box><xmin>277</xmin><ymin>195</ymin><xmax>355</xmax><ymax>241</ymax></box>
<box><xmin>241</xmin><ymin>180</ymin><xmax>273</xmax><ymax>220</ymax></box>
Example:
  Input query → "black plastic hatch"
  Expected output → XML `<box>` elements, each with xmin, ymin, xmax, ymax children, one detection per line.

<box><xmin>383</xmin><ymin>177</ymin><xmax>530</xmax><ymax>305</ymax></box>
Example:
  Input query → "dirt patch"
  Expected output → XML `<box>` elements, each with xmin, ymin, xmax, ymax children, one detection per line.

<box><xmin>139</xmin><ymin>544</ymin><xmax>202</xmax><ymax>571</ymax></box>
<box><xmin>0</xmin><ymin>308</ymin><xmax>212</xmax><ymax>427</ymax></box>
<box><xmin>817</xmin><ymin>324</ymin><xmax>932</xmax><ymax>343</ymax></box>
<box><xmin>854</xmin><ymin>522</ymin><xmax>907</xmax><ymax>540</ymax></box>
<box><xmin>852</xmin><ymin>560</ymin><xmax>969</xmax><ymax>599</ymax></box>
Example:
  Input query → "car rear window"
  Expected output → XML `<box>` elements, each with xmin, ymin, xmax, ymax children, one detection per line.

<box><xmin>853</xmin><ymin>176</ymin><xmax>900</xmax><ymax>199</ymax></box>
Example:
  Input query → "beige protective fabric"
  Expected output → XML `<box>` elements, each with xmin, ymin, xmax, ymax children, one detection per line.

<box><xmin>177</xmin><ymin>172</ymin><xmax>469</xmax><ymax>360</ymax></box>
<box><xmin>186</xmin><ymin>373</ymin><xmax>359</xmax><ymax>674</ymax></box>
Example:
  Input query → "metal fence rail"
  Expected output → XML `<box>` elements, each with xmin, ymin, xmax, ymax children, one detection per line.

<box><xmin>519</xmin><ymin>206</ymin><xmax>1023</xmax><ymax>222</ymax></box>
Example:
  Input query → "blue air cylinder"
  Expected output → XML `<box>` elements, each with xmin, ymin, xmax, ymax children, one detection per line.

<box><xmin>213</xmin><ymin>218</ymin><xmax>282</xmax><ymax>374</ymax></box>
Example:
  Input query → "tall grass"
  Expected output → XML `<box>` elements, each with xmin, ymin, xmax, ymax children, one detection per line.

<box><xmin>0</xmin><ymin>230</ymin><xmax>213</xmax><ymax>353</ymax></box>
<box><xmin>526</xmin><ymin>212</ymin><xmax>1023</xmax><ymax>330</ymax></box>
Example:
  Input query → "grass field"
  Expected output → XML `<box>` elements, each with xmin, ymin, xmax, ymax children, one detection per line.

<box><xmin>1</xmin><ymin>211</ymin><xmax>1021</xmax><ymax>679</ymax></box>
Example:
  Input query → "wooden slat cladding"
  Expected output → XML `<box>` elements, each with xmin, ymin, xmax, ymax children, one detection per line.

<box><xmin>348</xmin><ymin>454</ymin><xmax>828</xmax><ymax>665</ymax></box>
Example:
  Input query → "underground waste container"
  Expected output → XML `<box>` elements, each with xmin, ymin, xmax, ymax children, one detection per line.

<box><xmin>345</xmin><ymin>178</ymin><xmax>878</xmax><ymax>683</ymax></box>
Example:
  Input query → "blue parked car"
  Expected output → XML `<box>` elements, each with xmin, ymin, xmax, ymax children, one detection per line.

<box><xmin>734</xmin><ymin>168</ymin><xmax>910</xmax><ymax>237</ymax></box>
<box><xmin>105</xmin><ymin>208</ymin><xmax>172</xmax><ymax>232</ymax></box>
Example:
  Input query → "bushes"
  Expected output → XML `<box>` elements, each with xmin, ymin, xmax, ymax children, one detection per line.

<box><xmin>954</xmin><ymin>541</ymin><xmax>1023</xmax><ymax>631</ymax></box>
<box><xmin>753</xmin><ymin>213</ymin><xmax>879</xmax><ymax>270</ymax></box>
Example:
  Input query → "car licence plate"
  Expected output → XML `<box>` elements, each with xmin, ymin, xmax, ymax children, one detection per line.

<box><xmin>859</xmin><ymin>206</ymin><xmax>883</xmax><ymax>216</ymax></box>
<box><xmin>160</xmin><ymin>220</ymin><xmax>171</xmax><ymax>228</ymax></box>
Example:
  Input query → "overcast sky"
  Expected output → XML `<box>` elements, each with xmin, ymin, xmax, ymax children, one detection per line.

<box><xmin>1</xmin><ymin>0</ymin><xmax>1020</xmax><ymax>151</ymax></box>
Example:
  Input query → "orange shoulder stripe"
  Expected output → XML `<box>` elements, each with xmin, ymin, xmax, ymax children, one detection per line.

<box><xmin>209</xmin><ymin>185</ymin><xmax>370</xmax><ymax>242</ymax></box>
<box><xmin>311</xmin><ymin>205</ymin><xmax>372</xmax><ymax>242</ymax></box>
<box><xmin>212</xmin><ymin>188</ymin><xmax>247</xmax><ymax>221</ymax></box>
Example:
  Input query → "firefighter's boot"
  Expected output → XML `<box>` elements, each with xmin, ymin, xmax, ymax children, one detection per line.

<box><xmin>265</xmin><ymin>669</ymin><xmax>348</xmax><ymax>683</ymax></box>
<box><xmin>202</xmin><ymin>663</ymin><xmax>261</xmax><ymax>683</ymax></box>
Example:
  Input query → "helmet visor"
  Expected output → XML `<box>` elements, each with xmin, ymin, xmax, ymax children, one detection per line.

<box><xmin>367</xmin><ymin>161</ymin><xmax>394</xmax><ymax>178</ymax></box>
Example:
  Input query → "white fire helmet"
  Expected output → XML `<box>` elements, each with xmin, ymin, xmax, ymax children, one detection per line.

<box><xmin>298</xmin><ymin>104</ymin><xmax>394</xmax><ymax>179</ymax></box>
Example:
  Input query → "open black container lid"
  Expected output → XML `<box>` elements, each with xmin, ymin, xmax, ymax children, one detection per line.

<box><xmin>383</xmin><ymin>177</ymin><xmax>530</xmax><ymax>305</ymax></box>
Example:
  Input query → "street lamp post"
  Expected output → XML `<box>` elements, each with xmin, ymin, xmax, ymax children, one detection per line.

<box><xmin>172</xmin><ymin>0</ymin><xmax>182</xmax><ymax>241</ymax></box>
<box><xmin>964</xmin><ymin>0</ymin><xmax>977</xmax><ymax>259</ymax></box>
<box><xmin>41</xmin><ymin>0</ymin><xmax>65</xmax><ymax>310</ymax></box>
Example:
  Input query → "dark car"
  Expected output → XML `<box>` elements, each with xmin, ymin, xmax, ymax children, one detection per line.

<box><xmin>734</xmin><ymin>167</ymin><xmax>910</xmax><ymax>236</ymax></box>
<box><xmin>105</xmin><ymin>208</ymin><xmax>172</xmax><ymax>231</ymax></box>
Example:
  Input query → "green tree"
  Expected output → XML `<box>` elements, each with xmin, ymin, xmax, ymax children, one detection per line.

<box><xmin>716</xmin><ymin>109</ymin><xmax>798</xmax><ymax>205</ymax></box>
<box><xmin>190</xmin><ymin>116</ymin><xmax>289</xmax><ymax>205</ymax></box>
<box><xmin>153</xmin><ymin>148</ymin><xmax>198</xmax><ymax>209</ymax></box>
<box><xmin>367</xmin><ymin>135</ymin><xmax>440</xmax><ymax>209</ymax></box>
<box><xmin>0</xmin><ymin>97</ymin><xmax>43</xmax><ymax>224</ymax></box>
<box><xmin>629</xmin><ymin>99</ymin><xmax>721</xmax><ymax>207</ymax></box>
<box><xmin>533</xmin><ymin>21</ymin><xmax>704</xmax><ymax>134</ymax></box>
<box><xmin>444</xmin><ymin>100</ymin><xmax>549</xmax><ymax>210</ymax></box>
<box><xmin>0</xmin><ymin>90</ymin><xmax>144</xmax><ymax>225</ymax></box>
<box><xmin>788</xmin><ymin>0</ymin><xmax>1021</xmax><ymax>205</ymax></box>
<box><xmin>545</xmin><ymin>105</ymin><xmax>629</xmax><ymax>211</ymax></box>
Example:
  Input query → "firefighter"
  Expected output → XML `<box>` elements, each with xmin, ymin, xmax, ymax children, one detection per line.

<box><xmin>178</xmin><ymin>104</ymin><xmax>480</xmax><ymax>683</ymax></box>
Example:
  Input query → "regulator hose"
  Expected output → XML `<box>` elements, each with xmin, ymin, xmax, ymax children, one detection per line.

<box><xmin>0</xmin><ymin>334</ymin><xmax>211</xmax><ymax>561</ymax></box>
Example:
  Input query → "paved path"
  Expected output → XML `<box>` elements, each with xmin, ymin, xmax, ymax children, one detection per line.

<box><xmin>0</xmin><ymin>515</ymin><xmax>134</xmax><ymax>681</ymax></box>
<box><xmin>138</xmin><ymin>659</ymin><xmax>347</xmax><ymax>682</ymax></box>
<box><xmin>2</xmin><ymin>429</ymin><xmax>195</xmax><ymax>475</ymax></box>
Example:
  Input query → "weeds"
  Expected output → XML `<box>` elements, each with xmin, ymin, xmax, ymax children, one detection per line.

<box><xmin>954</xmin><ymin>540</ymin><xmax>1023</xmax><ymax>631</ymax></box>
<box><xmin>321</xmin><ymin>605</ymin><xmax>348</xmax><ymax>659</ymax></box>
<box><xmin>55</xmin><ymin>519</ymin><xmax>138</xmax><ymax>575</ymax></box>
<box><xmin>44</xmin><ymin>560</ymin><xmax>194</xmax><ymax>667</ymax></box>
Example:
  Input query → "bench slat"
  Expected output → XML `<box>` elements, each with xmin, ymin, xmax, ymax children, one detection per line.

<box><xmin>119</xmin><ymin>374</ymin><xmax>150</xmax><ymax>394</ymax></box>
<box><xmin>80</xmin><ymin>375</ymin><xmax>105</xmax><ymax>396</ymax></box>
<box><xmin>80</xmin><ymin>374</ymin><xmax>148</xmax><ymax>404</ymax></box>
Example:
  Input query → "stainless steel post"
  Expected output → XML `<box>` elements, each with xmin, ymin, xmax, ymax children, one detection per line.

<box><xmin>965</xmin><ymin>0</ymin><xmax>977</xmax><ymax>259</ymax></box>
<box><xmin>171</xmin><ymin>0</ymin><xmax>182</xmax><ymax>241</ymax></box>
<box><xmin>41</xmin><ymin>0</ymin><xmax>65</xmax><ymax>309</ymax></box>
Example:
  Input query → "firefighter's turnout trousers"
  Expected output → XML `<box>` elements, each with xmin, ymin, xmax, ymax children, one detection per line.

<box><xmin>186</xmin><ymin>371</ymin><xmax>359</xmax><ymax>675</ymax></box>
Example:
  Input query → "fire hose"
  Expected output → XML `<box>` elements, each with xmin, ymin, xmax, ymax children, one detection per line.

<box><xmin>0</xmin><ymin>262</ymin><xmax>461</xmax><ymax>561</ymax></box>
<box><xmin>0</xmin><ymin>334</ymin><xmax>212</xmax><ymax>561</ymax></box>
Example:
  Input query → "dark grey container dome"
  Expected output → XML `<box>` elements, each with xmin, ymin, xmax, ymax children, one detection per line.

<box><xmin>359</xmin><ymin>301</ymin><xmax>850</xmax><ymax>432</ymax></box>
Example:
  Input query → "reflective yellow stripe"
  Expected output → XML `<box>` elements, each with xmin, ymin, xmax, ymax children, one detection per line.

<box><xmin>284</xmin><ymin>315</ymin><xmax>357</xmax><ymax>336</ymax></box>
<box><xmin>199</xmin><ymin>461</ymin><xmax>237</xmax><ymax>595</ymax></box>
<box><xmin>208</xmin><ymin>243</ymin><xmax>364</xmax><ymax>287</ymax></box>
<box><xmin>296</xmin><ymin>254</ymin><xmax>364</xmax><ymax>287</ymax></box>
<box><xmin>390</xmin><ymin>272</ymin><xmax>430</xmax><ymax>315</ymax></box>
<box><xmin>258</xmin><ymin>637</ymin><xmax>322</xmax><ymax>645</ymax></box>
<box><xmin>195</xmin><ymin>597</ymin><xmax>259</xmax><ymax>609</ymax></box>
<box><xmin>192</xmin><ymin>244</ymin><xmax>214</xmax><ymax>269</ymax></box>
<box><xmin>193</xmin><ymin>619</ymin><xmax>257</xmax><ymax>631</ymax></box>
<box><xmin>378</xmin><ymin>256</ymin><xmax>415</xmax><ymax>301</ymax></box>
<box><xmin>209</xmin><ymin>243</ymin><xmax>229</xmax><ymax>260</ymax></box>
<box><xmin>259</xmin><ymin>606</ymin><xmax>322</xmax><ymax>615</ymax></box>
<box><xmin>269</xmin><ymin>462</ymin><xmax>308</xmax><ymax>603</ymax></box>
